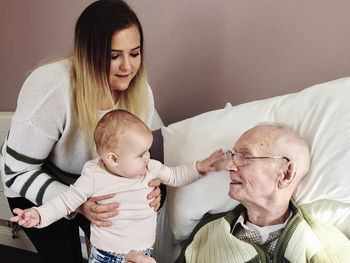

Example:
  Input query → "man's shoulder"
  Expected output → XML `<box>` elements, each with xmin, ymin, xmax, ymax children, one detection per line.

<box><xmin>284</xmin><ymin>202</ymin><xmax>350</xmax><ymax>262</ymax></box>
<box><xmin>198</xmin><ymin>204</ymin><xmax>245</xmax><ymax>228</ymax></box>
<box><xmin>175</xmin><ymin>205</ymin><xmax>252</xmax><ymax>263</ymax></box>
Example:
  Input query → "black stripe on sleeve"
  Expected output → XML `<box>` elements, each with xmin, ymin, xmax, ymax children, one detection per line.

<box><xmin>4</xmin><ymin>163</ymin><xmax>16</xmax><ymax>175</ymax></box>
<box><xmin>6</xmin><ymin>145</ymin><xmax>45</xmax><ymax>165</ymax></box>
<box><xmin>19</xmin><ymin>170</ymin><xmax>43</xmax><ymax>198</ymax></box>
<box><xmin>5</xmin><ymin>171</ymin><xmax>27</xmax><ymax>187</ymax></box>
<box><xmin>36</xmin><ymin>178</ymin><xmax>56</xmax><ymax>205</ymax></box>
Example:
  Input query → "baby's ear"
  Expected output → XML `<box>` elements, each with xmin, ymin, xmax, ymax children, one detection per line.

<box><xmin>106</xmin><ymin>152</ymin><xmax>118</xmax><ymax>167</ymax></box>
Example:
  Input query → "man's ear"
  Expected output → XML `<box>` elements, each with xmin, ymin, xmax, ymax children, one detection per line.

<box><xmin>106</xmin><ymin>152</ymin><xmax>118</xmax><ymax>167</ymax></box>
<box><xmin>278</xmin><ymin>161</ymin><xmax>297</xmax><ymax>188</ymax></box>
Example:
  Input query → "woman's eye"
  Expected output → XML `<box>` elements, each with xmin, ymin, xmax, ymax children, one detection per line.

<box><xmin>130</xmin><ymin>52</ymin><xmax>140</xmax><ymax>57</ymax></box>
<box><xmin>111</xmin><ymin>54</ymin><xmax>119</xmax><ymax>60</ymax></box>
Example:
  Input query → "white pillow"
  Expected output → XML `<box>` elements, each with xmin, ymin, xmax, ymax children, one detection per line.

<box><xmin>162</xmin><ymin>77</ymin><xmax>350</xmax><ymax>241</ymax></box>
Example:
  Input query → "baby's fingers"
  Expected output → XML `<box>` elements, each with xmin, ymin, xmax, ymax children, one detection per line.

<box><xmin>17</xmin><ymin>218</ymin><xmax>28</xmax><ymax>226</ymax></box>
<box><xmin>9</xmin><ymin>208</ymin><xmax>25</xmax><ymax>222</ymax></box>
<box><xmin>210</xmin><ymin>149</ymin><xmax>224</xmax><ymax>157</ymax></box>
<box><xmin>12</xmin><ymin>208</ymin><xmax>24</xmax><ymax>216</ymax></box>
<box><xmin>208</xmin><ymin>166</ymin><xmax>220</xmax><ymax>172</ymax></box>
<box><xmin>9</xmin><ymin>215</ymin><xmax>21</xmax><ymax>223</ymax></box>
<box><xmin>213</xmin><ymin>149</ymin><xmax>225</xmax><ymax>159</ymax></box>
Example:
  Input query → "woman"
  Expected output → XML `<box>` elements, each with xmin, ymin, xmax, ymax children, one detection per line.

<box><xmin>0</xmin><ymin>1</ymin><xmax>161</xmax><ymax>262</ymax></box>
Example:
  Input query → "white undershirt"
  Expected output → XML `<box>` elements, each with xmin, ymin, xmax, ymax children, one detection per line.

<box><xmin>246</xmin><ymin>212</ymin><xmax>293</xmax><ymax>242</ymax></box>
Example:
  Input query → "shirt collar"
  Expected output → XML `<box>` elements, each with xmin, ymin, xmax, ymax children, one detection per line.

<box><xmin>231</xmin><ymin>209</ymin><xmax>293</xmax><ymax>234</ymax></box>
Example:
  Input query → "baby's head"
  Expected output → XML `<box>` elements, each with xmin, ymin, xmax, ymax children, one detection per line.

<box><xmin>94</xmin><ymin>109</ymin><xmax>153</xmax><ymax>178</ymax></box>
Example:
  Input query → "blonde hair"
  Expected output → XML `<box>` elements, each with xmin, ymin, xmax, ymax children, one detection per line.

<box><xmin>94</xmin><ymin>109</ymin><xmax>151</xmax><ymax>155</ymax></box>
<box><xmin>71</xmin><ymin>0</ymin><xmax>150</xmax><ymax>146</ymax></box>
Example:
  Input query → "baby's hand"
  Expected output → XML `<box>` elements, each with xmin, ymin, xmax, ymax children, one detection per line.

<box><xmin>196</xmin><ymin>149</ymin><xmax>225</xmax><ymax>175</ymax></box>
<box><xmin>9</xmin><ymin>208</ymin><xmax>40</xmax><ymax>228</ymax></box>
<box><xmin>125</xmin><ymin>250</ymin><xmax>156</xmax><ymax>263</ymax></box>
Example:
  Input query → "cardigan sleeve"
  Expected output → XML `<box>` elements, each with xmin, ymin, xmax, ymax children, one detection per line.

<box><xmin>1</xmin><ymin>62</ymin><xmax>71</xmax><ymax>205</ymax></box>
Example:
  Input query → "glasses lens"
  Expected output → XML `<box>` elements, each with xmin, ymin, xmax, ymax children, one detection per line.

<box><xmin>234</xmin><ymin>153</ymin><xmax>245</xmax><ymax>167</ymax></box>
<box><xmin>225</xmin><ymin>150</ymin><xmax>233</xmax><ymax>161</ymax></box>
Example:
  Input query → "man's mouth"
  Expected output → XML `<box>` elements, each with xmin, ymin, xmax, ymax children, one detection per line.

<box><xmin>230</xmin><ymin>179</ymin><xmax>242</xmax><ymax>185</ymax></box>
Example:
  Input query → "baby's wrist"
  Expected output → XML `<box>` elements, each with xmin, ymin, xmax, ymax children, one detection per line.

<box><xmin>31</xmin><ymin>207</ymin><xmax>42</xmax><ymax>227</ymax></box>
<box><xmin>196</xmin><ymin>161</ymin><xmax>205</xmax><ymax>175</ymax></box>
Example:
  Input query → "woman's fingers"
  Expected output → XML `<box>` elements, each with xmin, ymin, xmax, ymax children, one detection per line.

<box><xmin>147</xmin><ymin>182</ymin><xmax>161</xmax><ymax>211</ymax></box>
<box><xmin>147</xmin><ymin>185</ymin><xmax>160</xmax><ymax>200</ymax></box>
<box><xmin>149</xmin><ymin>194</ymin><xmax>161</xmax><ymax>211</ymax></box>
<box><xmin>148</xmin><ymin>178</ymin><xmax>161</xmax><ymax>188</ymax></box>
<box><xmin>92</xmin><ymin>202</ymin><xmax>119</xmax><ymax>213</ymax></box>
<box><xmin>90</xmin><ymin>209</ymin><xmax>119</xmax><ymax>223</ymax></box>
<box><xmin>80</xmin><ymin>194</ymin><xmax>119</xmax><ymax>226</ymax></box>
<box><xmin>88</xmin><ymin>193</ymin><xmax>115</xmax><ymax>202</ymax></box>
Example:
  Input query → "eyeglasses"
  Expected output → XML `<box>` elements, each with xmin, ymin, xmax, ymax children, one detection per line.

<box><xmin>225</xmin><ymin>150</ymin><xmax>290</xmax><ymax>167</ymax></box>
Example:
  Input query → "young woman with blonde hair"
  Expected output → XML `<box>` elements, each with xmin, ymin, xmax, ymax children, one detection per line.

<box><xmin>0</xmin><ymin>1</ymin><xmax>161</xmax><ymax>262</ymax></box>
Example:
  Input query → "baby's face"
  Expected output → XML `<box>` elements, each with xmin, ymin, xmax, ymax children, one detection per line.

<box><xmin>115</xmin><ymin>130</ymin><xmax>153</xmax><ymax>178</ymax></box>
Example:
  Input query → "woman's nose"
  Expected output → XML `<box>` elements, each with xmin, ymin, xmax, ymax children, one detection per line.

<box><xmin>120</xmin><ymin>55</ymin><xmax>131</xmax><ymax>70</ymax></box>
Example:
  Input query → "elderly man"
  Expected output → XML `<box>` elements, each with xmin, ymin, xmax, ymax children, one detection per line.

<box><xmin>176</xmin><ymin>124</ymin><xmax>350</xmax><ymax>263</ymax></box>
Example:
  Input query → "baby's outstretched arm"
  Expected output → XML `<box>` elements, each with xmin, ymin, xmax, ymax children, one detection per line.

<box><xmin>10</xmin><ymin>208</ymin><xmax>40</xmax><ymax>228</ymax></box>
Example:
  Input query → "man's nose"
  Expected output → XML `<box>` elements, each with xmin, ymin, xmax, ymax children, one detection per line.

<box><xmin>224</xmin><ymin>159</ymin><xmax>238</xmax><ymax>171</ymax></box>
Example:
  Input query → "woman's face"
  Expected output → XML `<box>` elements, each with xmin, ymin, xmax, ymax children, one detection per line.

<box><xmin>108</xmin><ymin>25</ymin><xmax>142</xmax><ymax>93</ymax></box>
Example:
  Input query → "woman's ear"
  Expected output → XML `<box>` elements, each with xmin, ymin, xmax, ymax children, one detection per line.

<box><xmin>106</xmin><ymin>152</ymin><xmax>118</xmax><ymax>167</ymax></box>
<box><xmin>278</xmin><ymin>161</ymin><xmax>297</xmax><ymax>189</ymax></box>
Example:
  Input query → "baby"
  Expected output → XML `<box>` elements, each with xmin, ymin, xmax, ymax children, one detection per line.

<box><xmin>10</xmin><ymin>109</ymin><xmax>223</xmax><ymax>263</ymax></box>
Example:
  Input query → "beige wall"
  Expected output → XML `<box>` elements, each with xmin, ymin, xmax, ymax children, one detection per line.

<box><xmin>1</xmin><ymin>0</ymin><xmax>350</xmax><ymax>125</ymax></box>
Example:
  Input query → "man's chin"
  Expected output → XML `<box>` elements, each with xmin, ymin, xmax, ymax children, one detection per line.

<box><xmin>228</xmin><ymin>189</ymin><xmax>241</xmax><ymax>201</ymax></box>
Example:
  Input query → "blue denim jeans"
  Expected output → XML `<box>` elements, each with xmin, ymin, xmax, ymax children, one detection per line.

<box><xmin>89</xmin><ymin>244</ymin><xmax>153</xmax><ymax>263</ymax></box>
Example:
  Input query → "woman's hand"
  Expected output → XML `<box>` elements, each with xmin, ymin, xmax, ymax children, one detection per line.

<box><xmin>147</xmin><ymin>178</ymin><xmax>161</xmax><ymax>211</ymax></box>
<box><xmin>126</xmin><ymin>250</ymin><xmax>156</xmax><ymax>263</ymax></box>
<box><xmin>78</xmin><ymin>194</ymin><xmax>119</xmax><ymax>227</ymax></box>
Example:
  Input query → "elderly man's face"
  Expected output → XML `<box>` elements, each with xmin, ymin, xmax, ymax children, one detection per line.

<box><xmin>225</xmin><ymin>129</ymin><xmax>285</xmax><ymax>208</ymax></box>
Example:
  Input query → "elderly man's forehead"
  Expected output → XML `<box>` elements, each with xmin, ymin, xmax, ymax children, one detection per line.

<box><xmin>234</xmin><ymin>127</ymin><xmax>277</xmax><ymax>150</ymax></box>
<box><xmin>243</xmin><ymin>126</ymin><xmax>273</xmax><ymax>139</ymax></box>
